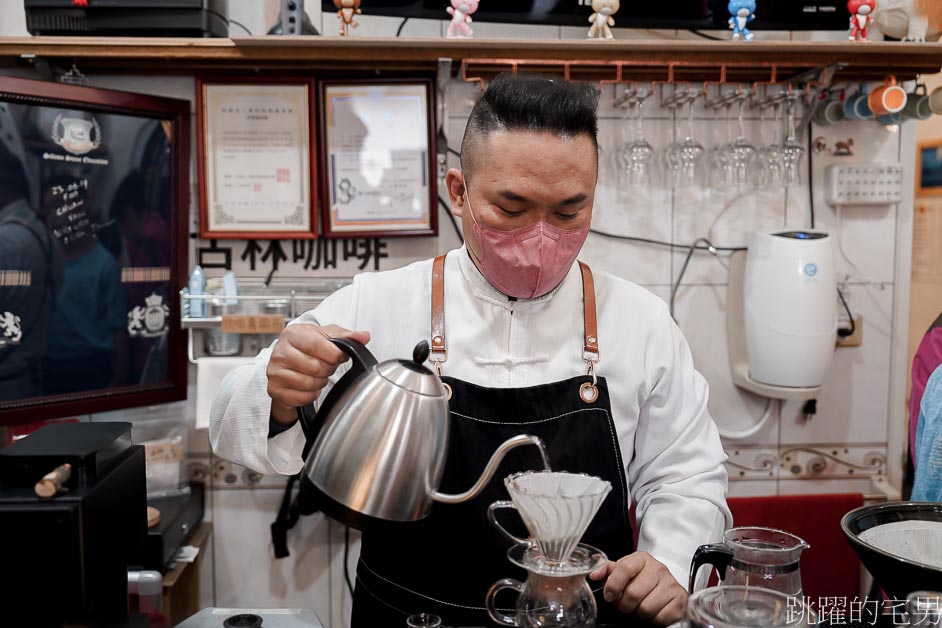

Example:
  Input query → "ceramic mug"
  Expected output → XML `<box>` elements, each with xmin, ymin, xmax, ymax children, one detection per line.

<box><xmin>868</xmin><ymin>77</ymin><xmax>908</xmax><ymax>116</ymax></box>
<box><xmin>813</xmin><ymin>96</ymin><xmax>846</xmax><ymax>126</ymax></box>
<box><xmin>843</xmin><ymin>89</ymin><xmax>873</xmax><ymax>120</ymax></box>
<box><xmin>903</xmin><ymin>84</ymin><xmax>933</xmax><ymax>120</ymax></box>
<box><xmin>877</xmin><ymin>112</ymin><xmax>904</xmax><ymax>126</ymax></box>
<box><xmin>929</xmin><ymin>86</ymin><xmax>942</xmax><ymax>115</ymax></box>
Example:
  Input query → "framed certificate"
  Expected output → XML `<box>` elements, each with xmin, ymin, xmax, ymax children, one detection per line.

<box><xmin>197</xmin><ymin>78</ymin><xmax>317</xmax><ymax>239</ymax></box>
<box><xmin>320</xmin><ymin>78</ymin><xmax>438</xmax><ymax>238</ymax></box>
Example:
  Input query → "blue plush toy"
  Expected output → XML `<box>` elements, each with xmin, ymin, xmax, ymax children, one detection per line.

<box><xmin>728</xmin><ymin>0</ymin><xmax>757</xmax><ymax>41</ymax></box>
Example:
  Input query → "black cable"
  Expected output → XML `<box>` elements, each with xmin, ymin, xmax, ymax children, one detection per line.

<box><xmin>838</xmin><ymin>286</ymin><xmax>856</xmax><ymax>337</ymax></box>
<box><xmin>396</xmin><ymin>17</ymin><xmax>410</xmax><ymax>36</ymax></box>
<box><xmin>807</xmin><ymin>124</ymin><xmax>816</xmax><ymax>229</ymax></box>
<box><xmin>670</xmin><ymin>238</ymin><xmax>719</xmax><ymax>321</ymax></box>
<box><xmin>439</xmin><ymin>197</ymin><xmax>464</xmax><ymax>243</ymax></box>
<box><xmin>590</xmin><ymin>228</ymin><xmax>747</xmax><ymax>252</ymax></box>
<box><xmin>206</xmin><ymin>8</ymin><xmax>253</xmax><ymax>36</ymax></box>
<box><xmin>344</xmin><ymin>526</ymin><xmax>354</xmax><ymax>597</ymax></box>
<box><xmin>688</xmin><ymin>29</ymin><xmax>723</xmax><ymax>41</ymax></box>
<box><xmin>448</xmin><ymin>147</ymin><xmax>462</xmax><ymax>159</ymax></box>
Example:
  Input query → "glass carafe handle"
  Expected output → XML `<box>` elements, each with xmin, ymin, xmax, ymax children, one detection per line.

<box><xmin>486</xmin><ymin>578</ymin><xmax>522</xmax><ymax>627</ymax></box>
<box><xmin>688</xmin><ymin>543</ymin><xmax>734</xmax><ymax>592</ymax></box>
<box><xmin>487</xmin><ymin>501</ymin><xmax>529</xmax><ymax>546</ymax></box>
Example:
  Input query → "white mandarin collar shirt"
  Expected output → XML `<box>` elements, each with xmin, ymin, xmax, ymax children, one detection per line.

<box><xmin>210</xmin><ymin>246</ymin><xmax>731</xmax><ymax>587</ymax></box>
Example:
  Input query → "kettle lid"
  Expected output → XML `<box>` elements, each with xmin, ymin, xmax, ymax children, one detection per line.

<box><xmin>376</xmin><ymin>341</ymin><xmax>448</xmax><ymax>397</ymax></box>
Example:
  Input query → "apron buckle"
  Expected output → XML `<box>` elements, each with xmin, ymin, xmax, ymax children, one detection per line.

<box><xmin>581</xmin><ymin>356</ymin><xmax>600</xmax><ymax>404</ymax></box>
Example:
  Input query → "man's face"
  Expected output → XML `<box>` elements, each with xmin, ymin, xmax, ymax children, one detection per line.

<box><xmin>446</xmin><ymin>130</ymin><xmax>598</xmax><ymax>263</ymax></box>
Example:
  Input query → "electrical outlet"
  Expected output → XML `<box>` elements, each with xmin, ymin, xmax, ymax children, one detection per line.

<box><xmin>837</xmin><ymin>315</ymin><xmax>864</xmax><ymax>347</ymax></box>
<box><xmin>825</xmin><ymin>163</ymin><xmax>904</xmax><ymax>206</ymax></box>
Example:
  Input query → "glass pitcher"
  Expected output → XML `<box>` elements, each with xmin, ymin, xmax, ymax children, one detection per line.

<box><xmin>486</xmin><ymin>543</ymin><xmax>607</xmax><ymax>627</ymax></box>
<box><xmin>687</xmin><ymin>585</ymin><xmax>817</xmax><ymax>628</ymax></box>
<box><xmin>689</xmin><ymin>527</ymin><xmax>809</xmax><ymax>597</ymax></box>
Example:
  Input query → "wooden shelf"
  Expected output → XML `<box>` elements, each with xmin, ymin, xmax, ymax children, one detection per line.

<box><xmin>0</xmin><ymin>36</ymin><xmax>940</xmax><ymax>82</ymax></box>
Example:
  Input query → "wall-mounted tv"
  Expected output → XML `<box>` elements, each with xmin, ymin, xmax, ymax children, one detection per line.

<box><xmin>322</xmin><ymin>0</ymin><xmax>847</xmax><ymax>31</ymax></box>
<box><xmin>0</xmin><ymin>76</ymin><xmax>189</xmax><ymax>425</ymax></box>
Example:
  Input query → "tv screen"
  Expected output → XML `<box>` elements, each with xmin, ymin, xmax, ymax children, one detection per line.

<box><xmin>322</xmin><ymin>1</ymin><xmax>847</xmax><ymax>31</ymax></box>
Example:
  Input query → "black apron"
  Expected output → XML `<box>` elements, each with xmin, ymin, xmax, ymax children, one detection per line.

<box><xmin>351</xmin><ymin>256</ymin><xmax>635</xmax><ymax>627</ymax></box>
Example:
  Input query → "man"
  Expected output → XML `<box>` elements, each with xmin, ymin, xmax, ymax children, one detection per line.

<box><xmin>211</xmin><ymin>73</ymin><xmax>730</xmax><ymax>625</ymax></box>
<box><xmin>0</xmin><ymin>139</ymin><xmax>62</xmax><ymax>401</ymax></box>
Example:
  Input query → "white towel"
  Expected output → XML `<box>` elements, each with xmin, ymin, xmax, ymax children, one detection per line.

<box><xmin>195</xmin><ymin>357</ymin><xmax>255</xmax><ymax>429</ymax></box>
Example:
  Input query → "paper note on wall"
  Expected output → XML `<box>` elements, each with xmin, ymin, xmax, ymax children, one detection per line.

<box><xmin>913</xmin><ymin>203</ymin><xmax>942</xmax><ymax>285</ymax></box>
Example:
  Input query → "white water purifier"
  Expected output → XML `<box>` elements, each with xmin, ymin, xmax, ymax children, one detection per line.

<box><xmin>744</xmin><ymin>230</ymin><xmax>837</xmax><ymax>389</ymax></box>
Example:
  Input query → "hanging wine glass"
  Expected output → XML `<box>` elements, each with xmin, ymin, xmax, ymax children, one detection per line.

<box><xmin>712</xmin><ymin>97</ymin><xmax>735</xmax><ymax>189</ymax></box>
<box><xmin>677</xmin><ymin>90</ymin><xmax>705</xmax><ymax>187</ymax></box>
<box><xmin>621</xmin><ymin>90</ymin><xmax>659</xmax><ymax>188</ymax></box>
<box><xmin>759</xmin><ymin>99</ymin><xmax>786</xmax><ymax>188</ymax></box>
<box><xmin>728</xmin><ymin>92</ymin><xmax>758</xmax><ymax>188</ymax></box>
<box><xmin>782</xmin><ymin>94</ymin><xmax>806</xmax><ymax>186</ymax></box>
<box><xmin>664</xmin><ymin>89</ymin><xmax>684</xmax><ymax>189</ymax></box>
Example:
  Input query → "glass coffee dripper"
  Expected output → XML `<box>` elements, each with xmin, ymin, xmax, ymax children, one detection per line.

<box><xmin>488</xmin><ymin>471</ymin><xmax>612</xmax><ymax>564</ymax></box>
<box><xmin>486</xmin><ymin>472</ymin><xmax>613</xmax><ymax>627</ymax></box>
<box><xmin>689</xmin><ymin>527</ymin><xmax>809</xmax><ymax>597</ymax></box>
<box><xmin>486</xmin><ymin>543</ymin><xmax>608</xmax><ymax>628</ymax></box>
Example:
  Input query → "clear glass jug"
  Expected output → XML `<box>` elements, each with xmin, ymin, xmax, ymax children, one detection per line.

<box><xmin>689</xmin><ymin>527</ymin><xmax>809</xmax><ymax>597</ymax></box>
<box><xmin>486</xmin><ymin>543</ymin><xmax>607</xmax><ymax>627</ymax></box>
<box><xmin>687</xmin><ymin>585</ymin><xmax>817</xmax><ymax>628</ymax></box>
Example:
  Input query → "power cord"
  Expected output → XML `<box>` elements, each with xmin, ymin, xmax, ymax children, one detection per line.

<box><xmin>688</xmin><ymin>29</ymin><xmax>723</xmax><ymax>40</ymax></box>
<box><xmin>807</xmin><ymin>124</ymin><xmax>816</xmax><ymax>229</ymax></box>
<box><xmin>344</xmin><ymin>526</ymin><xmax>354</xmax><ymax>597</ymax></box>
<box><xmin>837</xmin><ymin>286</ymin><xmax>856</xmax><ymax>337</ymax></box>
<box><xmin>589</xmin><ymin>229</ymin><xmax>747</xmax><ymax>252</ymax></box>
<box><xmin>670</xmin><ymin>238</ymin><xmax>720</xmax><ymax>321</ymax></box>
<box><xmin>396</xmin><ymin>17</ymin><xmax>410</xmax><ymax>36</ymax></box>
<box><xmin>206</xmin><ymin>8</ymin><xmax>253</xmax><ymax>35</ymax></box>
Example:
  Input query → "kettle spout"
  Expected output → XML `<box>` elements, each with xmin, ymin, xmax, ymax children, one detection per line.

<box><xmin>430</xmin><ymin>434</ymin><xmax>549</xmax><ymax>505</ymax></box>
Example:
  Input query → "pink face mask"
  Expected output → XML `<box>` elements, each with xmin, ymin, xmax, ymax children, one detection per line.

<box><xmin>464</xmin><ymin>186</ymin><xmax>590</xmax><ymax>299</ymax></box>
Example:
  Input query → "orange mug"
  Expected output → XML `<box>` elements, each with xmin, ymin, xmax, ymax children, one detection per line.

<box><xmin>869</xmin><ymin>76</ymin><xmax>908</xmax><ymax>116</ymax></box>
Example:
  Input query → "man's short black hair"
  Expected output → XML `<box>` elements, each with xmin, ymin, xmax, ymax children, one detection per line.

<box><xmin>460</xmin><ymin>72</ymin><xmax>601</xmax><ymax>178</ymax></box>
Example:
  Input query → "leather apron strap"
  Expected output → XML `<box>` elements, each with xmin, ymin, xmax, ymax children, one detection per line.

<box><xmin>430</xmin><ymin>254</ymin><xmax>601</xmax><ymax>403</ymax></box>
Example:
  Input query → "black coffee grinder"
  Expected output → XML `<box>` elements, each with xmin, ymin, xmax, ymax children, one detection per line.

<box><xmin>0</xmin><ymin>422</ymin><xmax>147</xmax><ymax>626</ymax></box>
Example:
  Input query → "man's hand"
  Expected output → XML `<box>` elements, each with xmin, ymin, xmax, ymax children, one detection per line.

<box><xmin>589</xmin><ymin>551</ymin><xmax>687</xmax><ymax>625</ymax></box>
<box><xmin>266</xmin><ymin>324</ymin><xmax>371</xmax><ymax>424</ymax></box>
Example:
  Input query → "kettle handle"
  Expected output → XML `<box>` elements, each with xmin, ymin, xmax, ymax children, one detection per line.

<box><xmin>329</xmin><ymin>337</ymin><xmax>379</xmax><ymax>373</ymax></box>
<box><xmin>294</xmin><ymin>337</ymin><xmax>378</xmax><ymax>446</ymax></box>
<box><xmin>688</xmin><ymin>543</ymin><xmax>734</xmax><ymax>593</ymax></box>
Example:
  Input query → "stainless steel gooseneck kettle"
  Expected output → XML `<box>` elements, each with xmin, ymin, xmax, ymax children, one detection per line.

<box><xmin>299</xmin><ymin>338</ymin><xmax>547</xmax><ymax>530</ymax></box>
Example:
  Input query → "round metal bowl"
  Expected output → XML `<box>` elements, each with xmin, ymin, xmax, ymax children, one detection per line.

<box><xmin>841</xmin><ymin>501</ymin><xmax>942</xmax><ymax>599</ymax></box>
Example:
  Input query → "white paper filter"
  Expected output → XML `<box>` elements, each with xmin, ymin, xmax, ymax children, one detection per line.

<box><xmin>507</xmin><ymin>471</ymin><xmax>611</xmax><ymax>564</ymax></box>
<box><xmin>858</xmin><ymin>521</ymin><xmax>942</xmax><ymax>569</ymax></box>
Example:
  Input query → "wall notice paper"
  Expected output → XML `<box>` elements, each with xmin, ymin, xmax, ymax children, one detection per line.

<box><xmin>204</xmin><ymin>84</ymin><xmax>311</xmax><ymax>234</ymax></box>
<box><xmin>195</xmin><ymin>356</ymin><xmax>255</xmax><ymax>429</ymax></box>
<box><xmin>913</xmin><ymin>203</ymin><xmax>942</xmax><ymax>285</ymax></box>
<box><xmin>325</xmin><ymin>83</ymin><xmax>431</xmax><ymax>234</ymax></box>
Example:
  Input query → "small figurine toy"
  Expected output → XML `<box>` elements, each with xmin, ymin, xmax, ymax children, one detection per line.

<box><xmin>848</xmin><ymin>0</ymin><xmax>876</xmax><ymax>40</ymax></box>
<box><xmin>728</xmin><ymin>0</ymin><xmax>757</xmax><ymax>41</ymax></box>
<box><xmin>872</xmin><ymin>0</ymin><xmax>942</xmax><ymax>42</ymax></box>
<box><xmin>446</xmin><ymin>0</ymin><xmax>480</xmax><ymax>38</ymax></box>
<box><xmin>587</xmin><ymin>0</ymin><xmax>620</xmax><ymax>40</ymax></box>
<box><xmin>334</xmin><ymin>0</ymin><xmax>361</xmax><ymax>36</ymax></box>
